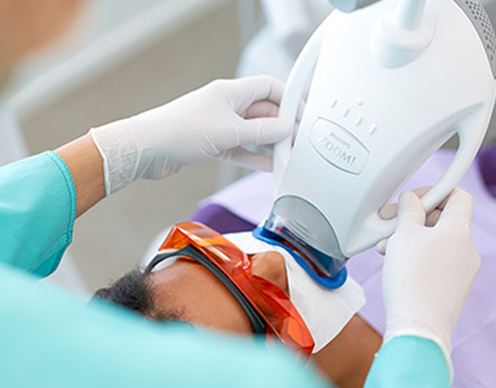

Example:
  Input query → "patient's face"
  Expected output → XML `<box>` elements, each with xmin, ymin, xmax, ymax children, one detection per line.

<box><xmin>147</xmin><ymin>248</ymin><xmax>381</xmax><ymax>387</ymax></box>
<box><xmin>149</xmin><ymin>251</ymin><xmax>287</xmax><ymax>335</ymax></box>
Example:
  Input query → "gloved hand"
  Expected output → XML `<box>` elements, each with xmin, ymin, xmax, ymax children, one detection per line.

<box><xmin>380</xmin><ymin>189</ymin><xmax>480</xmax><ymax>373</ymax></box>
<box><xmin>90</xmin><ymin>76</ymin><xmax>292</xmax><ymax>195</ymax></box>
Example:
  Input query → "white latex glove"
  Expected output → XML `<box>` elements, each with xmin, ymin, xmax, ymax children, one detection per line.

<box><xmin>90</xmin><ymin>76</ymin><xmax>292</xmax><ymax>194</ymax></box>
<box><xmin>380</xmin><ymin>189</ymin><xmax>480</xmax><ymax>375</ymax></box>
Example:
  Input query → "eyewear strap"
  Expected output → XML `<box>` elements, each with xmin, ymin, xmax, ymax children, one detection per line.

<box><xmin>147</xmin><ymin>245</ymin><xmax>267</xmax><ymax>335</ymax></box>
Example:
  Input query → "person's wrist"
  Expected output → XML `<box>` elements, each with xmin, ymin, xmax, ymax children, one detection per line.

<box><xmin>90</xmin><ymin>118</ymin><xmax>141</xmax><ymax>195</ymax></box>
<box><xmin>55</xmin><ymin>133</ymin><xmax>106</xmax><ymax>216</ymax></box>
<box><xmin>89</xmin><ymin>129</ymin><xmax>111</xmax><ymax>196</ymax></box>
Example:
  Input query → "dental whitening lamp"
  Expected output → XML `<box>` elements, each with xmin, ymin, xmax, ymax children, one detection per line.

<box><xmin>258</xmin><ymin>0</ymin><xmax>496</xmax><ymax>288</ymax></box>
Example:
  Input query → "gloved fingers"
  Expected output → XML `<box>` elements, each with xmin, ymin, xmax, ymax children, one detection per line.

<box><xmin>379</xmin><ymin>187</ymin><xmax>430</xmax><ymax>220</ymax></box>
<box><xmin>426</xmin><ymin>209</ymin><xmax>443</xmax><ymax>227</ymax></box>
<box><xmin>413</xmin><ymin>186</ymin><xmax>431</xmax><ymax>198</ymax></box>
<box><xmin>243</xmin><ymin>99</ymin><xmax>303</xmax><ymax>143</ymax></box>
<box><xmin>437</xmin><ymin>188</ymin><xmax>474</xmax><ymax>227</ymax></box>
<box><xmin>244</xmin><ymin>101</ymin><xmax>280</xmax><ymax>119</ymax></box>
<box><xmin>417</xmin><ymin>189</ymin><xmax>449</xmax><ymax>226</ymax></box>
<box><xmin>398</xmin><ymin>191</ymin><xmax>426</xmax><ymax>226</ymax></box>
<box><xmin>237</xmin><ymin>117</ymin><xmax>292</xmax><ymax>146</ymax></box>
<box><xmin>228</xmin><ymin>76</ymin><xmax>286</xmax><ymax>112</ymax></box>
<box><xmin>379</xmin><ymin>202</ymin><xmax>397</xmax><ymax>220</ymax></box>
<box><xmin>219</xmin><ymin>147</ymin><xmax>273</xmax><ymax>172</ymax></box>
<box><xmin>434</xmin><ymin>194</ymin><xmax>450</xmax><ymax>212</ymax></box>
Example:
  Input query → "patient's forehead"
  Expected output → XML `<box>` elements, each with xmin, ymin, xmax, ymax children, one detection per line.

<box><xmin>149</xmin><ymin>259</ymin><xmax>254</xmax><ymax>334</ymax></box>
<box><xmin>149</xmin><ymin>259</ymin><xmax>200</xmax><ymax>295</ymax></box>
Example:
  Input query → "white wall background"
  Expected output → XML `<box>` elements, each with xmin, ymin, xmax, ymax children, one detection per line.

<box><xmin>6</xmin><ymin>0</ymin><xmax>496</xmax><ymax>293</ymax></box>
<box><xmin>6</xmin><ymin>0</ymin><xmax>256</xmax><ymax>293</ymax></box>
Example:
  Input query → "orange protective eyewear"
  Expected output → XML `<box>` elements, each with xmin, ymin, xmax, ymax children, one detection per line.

<box><xmin>146</xmin><ymin>222</ymin><xmax>315</xmax><ymax>356</ymax></box>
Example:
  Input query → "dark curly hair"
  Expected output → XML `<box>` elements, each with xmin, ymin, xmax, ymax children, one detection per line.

<box><xmin>92</xmin><ymin>269</ymin><xmax>182</xmax><ymax>321</ymax></box>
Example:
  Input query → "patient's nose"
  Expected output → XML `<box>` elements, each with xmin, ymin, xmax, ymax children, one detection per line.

<box><xmin>251</xmin><ymin>251</ymin><xmax>288</xmax><ymax>294</ymax></box>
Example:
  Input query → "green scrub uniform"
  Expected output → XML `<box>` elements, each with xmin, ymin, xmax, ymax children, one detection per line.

<box><xmin>0</xmin><ymin>152</ymin><xmax>450</xmax><ymax>387</ymax></box>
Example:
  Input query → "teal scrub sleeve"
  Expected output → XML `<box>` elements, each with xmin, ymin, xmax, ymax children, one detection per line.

<box><xmin>365</xmin><ymin>336</ymin><xmax>450</xmax><ymax>388</ymax></box>
<box><xmin>0</xmin><ymin>263</ymin><xmax>330</xmax><ymax>388</ymax></box>
<box><xmin>0</xmin><ymin>152</ymin><xmax>76</xmax><ymax>277</ymax></box>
